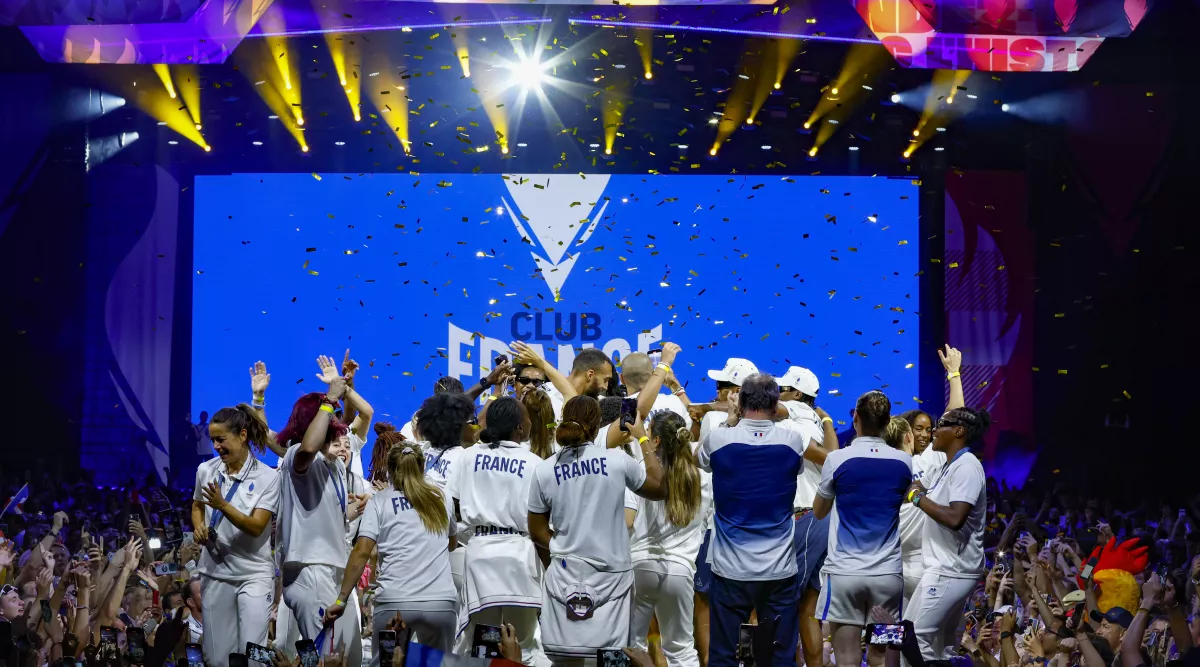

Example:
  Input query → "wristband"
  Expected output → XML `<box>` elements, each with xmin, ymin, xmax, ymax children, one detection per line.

<box><xmin>947</xmin><ymin>371</ymin><xmax>961</xmax><ymax>379</ymax></box>
<box><xmin>656</xmin><ymin>362</ymin><xmax>672</xmax><ymax>373</ymax></box>
<box><xmin>319</xmin><ymin>404</ymin><xmax>335</xmax><ymax>414</ymax></box>
<box><xmin>637</xmin><ymin>436</ymin><xmax>650</xmax><ymax>445</ymax></box>
<box><xmin>1000</xmin><ymin>631</ymin><xmax>1014</xmax><ymax>640</ymax></box>
<box><xmin>334</xmin><ymin>599</ymin><xmax>345</xmax><ymax>607</ymax></box>
<box><xmin>673</xmin><ymin>388</ymin><xmax>686</xmax><ymax>396</ymax></box>
<box><xmin>821</xmin><ymin>417</ymin><xmax>834</xmax><ymax>424</ymax></box>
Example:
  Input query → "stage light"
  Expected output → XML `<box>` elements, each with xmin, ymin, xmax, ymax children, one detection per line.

<box><xmin>761</xmin><ymin>145</ymin><xmax>772</xmax><ymax>150</ymax></box>
<box><xmin>1001</xmin><ymin>103</ymin><xmax>1010</xmax><ymax>112</ymax></box>
<box><xmin>709</xmin><ymin>147</ymin><xmax>718</xmax><ymax>156</ymax></box>
<box><xmin>501</xmin><ymin>144</ymin><xmax>510</xmax><ymax>155</ymax></box>
<box><xmin>946</xmin><ymin>96</ymin><xmax>954</xmax><ymax>105</ymax></box>
<box><xmin>195</xmin><ymin>123</ymin><xmax>202</xmax><ymax>130</ymax></box>
<box><xmin>297</xmin><ymin>115</ymin><xmax>305</xmax><ymax>126</ymax></box>
<box><xmin>808</xmin><ymin>147</ymin><xmax>817</xmax><ymax>157</ymax></box>
<box><xmin>168</xmin><ymin>141</ymin><xmax>178</xmax><ymax>145</ymax></box>
<box><xmin>605</xmin><ymin>148</ymin><xmax>612</xmax><ymax>155</ymax></box>
<box><xmin>912</xmin><ymin>129</ymin><xmax>920</xmax><ymax>137</ymax></box>
<box><xmin>510</xmin><ymin>56</ymin><xmax>548</xmax><ymax>90</ymax></box>
<box><xmin>335</xmin><ymin>141</ymin><xmax>346</xmax><ymax>146</ymax></box>
<box><xmin>204</xmin><ymin>145</ymin><xmax>211</xmax><ymax>152</ymax></box>
<box><xmin>153</xmin><ymin>64</ymin><xmax>177</xmax><ymax>100</ymax></box>
<box><xmin>891</xmin><ymin>93</ymin><xmax>901</xmax><ymax>104</ymax></box>
<box><xmin>773</xmin><ymin>82</ymin><xmax>781</xmax><ymax>90</ymax></box>
<box><xmin>848</xmin><ymin>146</ymin><xmax>859</xmax><ymax>151</ymax></box>
<box><xmin>644</xmin><ymin>71</ymin><xmax>652</xmax><ymax>80</ymax></box>
<box><xmin>302</xmin><ymin>145</ymin><xmax>309</xmax><ymax>152</ymax></box>
<box><xmin>253</xmin><ymin>141</ymin><xmax>263</xmax><ymax>146</ymax></box>
<box><xmin>934</xmin><ymin>146</ymin><xmax>945</xmax><ymax>151</ymax></box>
<box><xmin>746</xmin><ymin>117</ymin><xmax>755</xmax><ymax>126</ymax></box>
<box><xmin>831</xmin><ymin>87</ymin><xmax>839</xmax><ymax>95</ymax></box>
<box><xmin>708</xmin><ymin>118</ymin><xmax>719</xmax><ymax>125</ymax></box>
<box><xmin>496</xmin><ymin>206</ymin><xmax>505</xmax><ymax>215</ymax></box>
<box><xmin>803</xmin><ymin>122</ymin><xmax>811</xmax><ymax>129</ymax></box>
<box><xmin>903</xmin><ymin>149</ymin><xmax>912</xmax><ymax>158</ymax></box>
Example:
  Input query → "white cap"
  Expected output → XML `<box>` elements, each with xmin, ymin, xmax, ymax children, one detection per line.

<box><xmin>778</xmin><ymin>366</ymin><xmax>819</xmax><ymax>397</ymax></box>
<box><xmin>707</xmin><ymin>358</ymin><xmax>760</xmax><ymax>386</ymax></box>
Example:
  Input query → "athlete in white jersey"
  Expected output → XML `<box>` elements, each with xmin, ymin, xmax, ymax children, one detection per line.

<box><xmin>449</xmin><ymin>397</ymin><xmax>548</xmax><ymax>665</ymax></box>
<box><xmin>274</xmin><ymin>358</ymin><xmax>356</xmax><ymax>658</ymax></box>
<box><xmin>325</xmin><ymin>443</ymin><xmax>459</xmax><ymax>661</ymax></box>
<box><xmin>191</xmin><ymin>405</ymin><xmax>280</xmax><ymax>667</ymax></box>
<box><xmin>413</xmin><ymin>392</ymin><xmax>478</xmax><ymax>596</ymax></box>
<box><xmin>904</xmin><ymin>407</ymin><xmax>990</xmax><ymax>660</ymax></box>
<box><xmin>527</xmin><ymin>395</ymin><xmax>668</xmax><ymax>663</ymax></box>
<box><xmin>627</xmin><ymin>412</ymin><xmax>711</xmax><ymax>667</ymax></box>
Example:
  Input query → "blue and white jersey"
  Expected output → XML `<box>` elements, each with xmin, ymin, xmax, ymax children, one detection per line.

<box><xmin>697</xmin><ymin>418</ymin><xmax>807</xmax><ymax>582</ymax></box>
<box><xmin>816</xmin><ymin>436</ymin><xmax>912</xmax><ymax>576</ymax></box>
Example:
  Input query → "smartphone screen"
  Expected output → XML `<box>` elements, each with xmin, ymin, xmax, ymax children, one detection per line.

<box><xmin>246</xmin><ymin>643</ymin><xmax>275</xmax><ymax>665</ymax></box>
<box><xmin>647</xmin><ymin>349</ymin><xmax>663</xmax><ymax>366</ymax></box>
<box><xmin>596</xmin><ymin>649</ymin><xmax>632</xmax><ymax>667</ymax></box>
<box><xmin>296</xmin><ymin>639</ymin><xmax>319</xmax><ymax>667</ymax></box>
<box><xmin>41</xmin><ymin>599</ymin><xmax>53</xmax><ymax>624</ymax></box>
<box><xmin>185</xmin><ymin>643</ymin><xmax>204</xmax><ymax>667</ymax></box>
<box><xmin>471</xmin><ymin>624</ymin><xmax>503</xmax><ymax>659</ymax></box>
<box><xmin>127</xmin><ymin>627</ymin><xmax>147</xmax><ymax>664</ymax></box>
<box><xmin>378</xmin><ymin>630</ymin><xmax>398</xmax><ymax>667</ymax></box>
<box><xmin>737</xmin><ymin>623</ymin><xmax>756</xmax><ymax>663</ymax></box>
<box><xmin>620</xmin><ymin>398</ymin><xmax>638</xmax><ymax>425</ymax></box>
<box><xmin>99</xmin><ymin>626</ymin><xmax>119</xmax><ymax>661</ymax></box>
<box><xmin>228</xmin><ymin>653</ymin><xmax>249</xmax><ymax>667</ymax></box>
<box><xmin>155</xmin><ymin>562</ymin><xmax>179</xmax><ymax>576</ymax></box>
<box><xmin>62</xmin><ymin>633</ymin><xmax>78</xmax><ymax>658</ymax></box>
<box><xmin>867</xmin><ymin>623</ymin><xmax>906</xmax><ymax>647</ymax></box>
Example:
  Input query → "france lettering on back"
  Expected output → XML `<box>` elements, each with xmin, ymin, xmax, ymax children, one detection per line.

<box><xmin>553</xmin><ymin>456</ymin><xmax>610</xmax><ymax>485</ymax></box>
<box><xmin>472</xmin><ymin>452</ymin><xmax>529</xmax><ymax>478</ymax></box>
<box><xmin>391</xmin><ymin>496</ymin><xmax>414</xmax><ymax>514</ymax></box>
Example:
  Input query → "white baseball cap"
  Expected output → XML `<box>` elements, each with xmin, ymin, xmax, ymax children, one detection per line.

<box><xmin>778</xmin><ymin>366</ymin><xmax>819</xmax><ymax>397</ymax></box>
<box><xmin>707</xmin><ymin>358</ymin><xmax>760</xmax><ymax>386</ymax></box>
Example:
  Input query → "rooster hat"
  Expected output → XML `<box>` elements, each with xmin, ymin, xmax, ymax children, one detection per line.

<box><xmin>1077</xmin><ymin>537</ymin><xmax>1149</xmax><ymax>628</ymax></box>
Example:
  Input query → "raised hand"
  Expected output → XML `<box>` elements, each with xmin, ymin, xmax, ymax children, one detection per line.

<box><xmin>508</xmin><ymin>341</ymin><xmax>544</xmax><ymax>368</ymax></box>
<box><xmin>938</xmin><ymin>344</ymin><xmax>962</xmax><ymax>373</ymax></box>
<box><xmin>128</xmin><ymin>518</ymin><xmax>147</xmax><ymax>539</ymax></box>
<box><xmin>36</xmin><ymin>567</ymin><xmax>53</xmax><ymax>597</ymax></box>
<box><xmin>660</xmin><ymin>341</ymin><xmax>681</xmax><ymax>366</ymax></box>
<box><xmin>122</xmin><ymin>538</ymin><xmax>143</xmax><ymax>572</ymax></box>
<box><xmin>0</xmin><ymin>541</ymin><xmax>14</xmax><ymax>569</ymax></box>
<box><xmin>1141</xmin><ymin>573</ymin><xmax>1163</xmax><ymax>609</ymax></box>
<box><xmin>200</xmin><ymin>482</ymin><xmax>232</xmax><ymax>514</ymax></box>
<box><xmin>341</xmin><ymin>350</ymin><xmax>360</xmax><ymax>383</ymax></box>
<box><xmin>316</xmin><ymin>355</ymin><xmax>341</xmax><ymax>384</ymax></box>
<box><xmin>485</xmin><ymin>360</ymin><xmax>512</xmax><ymax>385</ymax></box>
<box><xmin>250</xmin><ymin>361</ymin><xmax>271</xmax><ymax>396</ymax></box>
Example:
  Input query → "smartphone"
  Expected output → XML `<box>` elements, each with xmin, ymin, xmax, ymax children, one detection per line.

<box><xmin>155</xmin><ymin>562</ymin><xmax>179</xmax><ymax>577</ymax></box>
<box><xmin>296</xmin><ymin>639</ymin><xmax>319</xmax><ymax>667</ymax></box>
<box><xmin>377</xmin><ymin>631</ymin><xmax>398</xmax><ymax>667</ymax></box>
<box><xmin>62</xmin><ymin>632</ymin><xmax>78</xmax><ymax>658</ymax></box>
<box><xmin>648</xmin><ymin>348</ymin><xmax>663</xmax><ymax>366</ymax></box>
<box><xmin>737</xmin><ymin>623</ymin><xmax>756</xmax><ymax>665</ymax></box>
<box><xmin>494</xmin><ymin>354</ymin><xmax>508</xmax><ymax>366</ymax></box>
<box><xmin>41</xmin><ymin>599</ymin><xmax>53</xmax><ymax>624</ymax></box>
<box><xmin>597</xmin><ymin>649</ymin><xmax>632</xmax><ymax>667</ymax></box>
<box><xmin>246</xmin><ymin>642</ymin><xmax>274</xmax><ymax>665</ymax></box>
<box><xmin>471</xmin><ymin>624</ymin><xmax>503</xmax><ymax>659</ymax></box>
<box><xmin>127</xmin><ymin>627</ymin><xmax>147</xmax><ymax>664</ymax></box>
<box><xmin>867</xmin><ymin>623</ymin><xmax>907</xmax><ymax>647</ymax></box>
<box><xmin>620</xmin><ymin>397</ymin><xmax>638</xmax><ymax>428</ymax></box>
<box><xmin>228</xmin><ymin>653</ymin><xmax>249</xmax><ymax>667</ymax></box>
<box><xmin>99</xmin><ymin>626</ymin><xmax>120</xmax><ymax>662</ymax></box>
<box><xmin>185</xmin><ymin>642</ymin><xmax>204</xmax><ymax>667</ymax></box>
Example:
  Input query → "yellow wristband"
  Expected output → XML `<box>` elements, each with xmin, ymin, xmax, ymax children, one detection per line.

<box><xmin>319</xmin><ymin>404</ymin><xmax>335</xmax><ymax>414</ymax></box>
<box><xmin>947</xmin><ymin>371</ymin><xmax>961</xmax><ymax>379</ymax></box>
<box><xmin>334</xmin><ymin>599</ymin><xmax>345</xmax><ymax>607</ymax></box>
<box><xmin>637</xmin><ymin>436</ymin><xmax>650</xmax><ymax>445</ymax></box>
<box><xmin>656</xmin><ymin>362</ymin><xmax>672</xmax><ymax>373</ymax></box>
<box><xmin>821</xmin><ymin>417</ymin><xmax>834</xmax><ymax>424</ymax></box>
<box><xmin>907</xmin><ymin>488</ymin><xmax>918</xmax><ymax>502</ymax></box>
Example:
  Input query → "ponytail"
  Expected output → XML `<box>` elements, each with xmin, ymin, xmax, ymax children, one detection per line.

<box><xmin>883</xmin><ymin>416</ymin><xmax>912</xmax><ymax>451</ymax></box>
<box><xmin>211</xmin><ymin>404</ymin><xmax>273</xmax><ymax>454</ymax></box>
<box><xmin>522</xmin><ymin>390</ymin><xmax>556</xmax><ymax>460</ymax></box>
<box><xmin>387</xmin><ymin>443</ymin><xmax>450</xmax><ymax>534</ymax></box>
<box><xmin>650</xmin><ymin>412</ymin><xmax>702</xmax><ymax>527</ymax></box>
<box><xmin>369</xmin><ymin>422</ymin><xmax>405</xmax><ymax>483</ymax></box>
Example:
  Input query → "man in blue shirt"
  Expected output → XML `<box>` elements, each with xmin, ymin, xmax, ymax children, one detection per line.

<box><xmin>813</xmin><ymin>390</ymin><xmax>912</xmax><ymax>667</ymax></box>
<box><xmin>697</xmin><ymin>374</ymin><xmax>810</xmax><ymax>667</ymax></box>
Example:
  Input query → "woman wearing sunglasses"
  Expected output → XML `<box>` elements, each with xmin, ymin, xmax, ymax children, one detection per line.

<box><xmin>903</xmin><ymin>406</ymin><xmax>991</xmax><ymax>660</ymax></box>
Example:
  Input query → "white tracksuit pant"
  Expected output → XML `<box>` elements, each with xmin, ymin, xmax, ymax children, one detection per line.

<box><xmin>902</xmin><ymin>571</ymin><xmax>979</xmax><ymax>660</ymax></box>
<box><xmin>200</xmin><ymin>576</ymin><xmax>273</xmax><ymax>667</ymax></box>
<box><xmin>282</xmin><ymin>563</ymin><xmax>363</xmax><ymax>667</ymax></box>
<box><xmin>629</xmin><ymin>560</ymin><xmax>700</xmax><ymax>667</ymax></box>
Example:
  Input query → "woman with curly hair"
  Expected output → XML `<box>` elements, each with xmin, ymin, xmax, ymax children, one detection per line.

<box><xmin>191</xmin><ymin>403</ymin><xmax>280</xmax><ymax>667</ymax></box>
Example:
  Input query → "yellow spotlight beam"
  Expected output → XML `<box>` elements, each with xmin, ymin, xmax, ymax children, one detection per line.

<box><xmin>636</xmin><ymin>29</ymin><xmax>653</xmax><ymax>80</ymax></box>
<box><xmin>364</xmin><ymin>57</ymin><xmax>412</xmax><ymax>155</ymax></box>
<box><xmin>805</xmin><ymin>43</ymin><xmax>889</xmax><ymax>131</ymax></box>
<box><xmin>773</xmin><ymin>38</ymin><xmax>800</xmax><ymax>90</ymax></box>
<box><xmin>908</xmin><ymin>69</ymin><xmax>972</xmax><ymax>156</ymax></box>
<box><xmin>325</xmin><ymin>34</ymin><xmax>361</xmax><ymax>121</ymax></box>
<box><xmin>175</xmin><ymin>64</ymin><xmax>201</xmax><ymax>129</ymax></box>
<box><xmin>152</xmin><ymin>64</ymin><xmax>176</xmax><ymax>99</ymax></box>
<box><xmin>235</xmin><ymin>38</ymin><xmax>308</xmax><ymax>152</ymax></box>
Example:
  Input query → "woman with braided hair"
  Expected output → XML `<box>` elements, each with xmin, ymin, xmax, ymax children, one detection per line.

<box><xmin>904</xmin><ymin>406</ymin><xmax>992</xmax><ymax>660</ymax></box>
<box><xmin>527</xmin><ymin>395</ymin><xmax>668</xmax><ymax>662</ymax></box>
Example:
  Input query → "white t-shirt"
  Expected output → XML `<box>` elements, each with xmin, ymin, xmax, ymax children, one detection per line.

<box><xmin>346</xmin><ymin>431</ymin><xmax>367</xmax><ymax>481</ymax></box>
<box><xmin>278</xmin><ymin>445</ymin><xmax>351</xmax><ymax>568</ymax></box>
<box><xmin>921</xmin><ymin>449</ymin><xmax>987</xmax><ymax>578</ymax></box>
<box><xmin>899</xmin><ymin>447</ymin><xmax>947</xmax><ymax>563</ymax></box>
<box><xmin>815</xmin><ymin>437</ymin><xmax>912</xmax><ymax>576</ymax></box>
<box><xmin>358</xmin><ymin>487</ymin><xmax>456</xmax><ymax>604</ymax></box>
<box><xmin>780</xmin><ymin>401</ymin><xmax>825</xmax><ymax>509</ymax></box>
<box><xmin>423</xmin><ymin>445</ymin><xmax>465</xmax><ymax>490</ymax></box>
<box><xmin>628</xmin><ymin>391</ymin><xmax>693</xmax><ymax>429</ymax></box>
<box><xmin>698</xmin><ymin>412</ymin><xmax>729</xmax><ymax>443</ymax></box>
<box><xmin>527</xmin><ymin>442</ymin><xmax>647</xmax><ymax>572</ymax></box>
<box><xmin>192</xmin><ymin>455</ymin><xmax>281</xmax><ymax>582</ymax></box>
<box><xmin>630</xmin><ymin>469</ymin><xmax>712</xmax><ymax>574</ymax></box>
<box><xmin>400</xmin><ymin>421</ymin><xmax>415</xmax><ymax>441</ymax></box>
<box><xmin>448</xmin><ymin>441</ymin><xmax>541</xmax><ymax>532</ymax></box>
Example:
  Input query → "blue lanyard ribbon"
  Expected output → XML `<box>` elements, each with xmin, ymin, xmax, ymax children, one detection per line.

<box><xmin>926</xmin><ymin>446</ymin><xmax>970</xmax><ymax>494</ymax></box>
<box><xmin>209</xmin><ymin>478</ymin><xmax>242</xmax><ymax>530</ymax></box>
<box><xmin>325</xmin><ymin>460</ymin><xmax>346</xmax><ymax>514</ymax></box>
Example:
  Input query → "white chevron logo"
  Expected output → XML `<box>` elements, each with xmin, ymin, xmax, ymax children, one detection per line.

<box><xmin>500</xmin><ymin>174</ymin><xmax>611</xmax><ymax>299</ymax></box>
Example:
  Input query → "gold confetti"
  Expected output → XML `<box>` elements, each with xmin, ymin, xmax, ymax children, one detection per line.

<box><xmin>312</xmin><ymin>173</ymin><xmax>322</xmax><ymax>181</ymax></box>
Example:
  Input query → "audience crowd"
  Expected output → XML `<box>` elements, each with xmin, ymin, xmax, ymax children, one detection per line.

<box><xmin>2</xmin><ymin>344</ymin><xmax>1198</xmax><ymax>667</ymax></box>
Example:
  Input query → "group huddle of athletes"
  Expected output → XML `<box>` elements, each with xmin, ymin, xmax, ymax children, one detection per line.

<box><xmin>191</xmin><ymin>339</ymin><xmax>988</xmax><ymax>667</ymax></box>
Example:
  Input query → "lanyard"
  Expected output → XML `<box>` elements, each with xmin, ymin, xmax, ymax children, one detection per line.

<box><xmin>209</xmin><ymin>479</ymin><xmax>242</xmax><ymax>530</ymax></box>
<box><xmin>926</xmin><ymin>446</ymin><xmax>970</xmax><ymax>494</ymax></box>
<box><xmin>325</xmin><ymin>460</ymin><xmax>347</xmax><ymax>514</ymax></box>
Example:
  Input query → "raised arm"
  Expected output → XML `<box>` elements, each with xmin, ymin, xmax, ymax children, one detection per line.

<box><xmin>1122</xmin><ymin>575</ymin><xmax>1160</xmax><ymax>667</ymax></box>
<box><xmin>511</xmin><ymin>341</ymin><xmax>576</xmax><ymax>401</ymax></box>
<box><xmin>629</xmin><ymin>420</ymin><xmax>667</xmax><ymax>500</ymax></box>
<box><xmin>465</xmin><ymin>361</ymin><xmax>513</xmax><ymax>402</ymax></box>
<box><xmin>296</xmin><ymin>356</ymin><xmax>348</xmax><ymax>474</ymax></box>
<box><xmin>249</xmin><ymin>361</ymin><xmax>288</xmax><ymax>458</ymax></box>
<box><xmin>634</xmin><ymin>343</ymin><xmax>681</xmax><ymax>420</ymax></box>
<box><xmin>940</xmin><ymin>345</ymin><xmax>964</xmax><ymax>411</ymax></box>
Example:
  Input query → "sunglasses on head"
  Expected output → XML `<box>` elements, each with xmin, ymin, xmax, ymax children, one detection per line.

<box><xmin>1</xmin><ymin>584</ymin><xmax>17</xmax><ymax>596</ymax></box>
<box><xmin>516</xmin><ymin>377</ymin><xmax>546</xmax><ymax>386</ymax></box>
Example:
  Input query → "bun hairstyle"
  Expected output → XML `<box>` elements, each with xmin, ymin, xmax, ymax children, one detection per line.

<box><xmin>883</xmin><ymin>416</ymin><xmax>912</xmax><ymax>451</ymax></box>
<box><xmin>368</xmin><ymin>421</ymin><xmax>406</xmax><ymax>483</ymax></box>
<box><xmin>275</xmin><ymin>392</ymin><xmax>349</xmax><ymax>449</ymax></box>
<box><xmin>386</xmin><ymin>443</ymin><xmax>450</xmax><ymax>534</ymax></box>
<box><xmin>649</xmin><ymin>411</ymin><xmax>702</xmax><ymax>527</ymax></box>
<box><xmin>479</xmin><ymin>397</ymin><xmax>522</xmax><ymax>447</ymax></box>
<box><xmin>522</xmin><ymin>390</ymin><xmax>556</xmax><ymax>460</ymax></box>
<box><xmin>210</xmin><ymin>405</ymin><xmax>273</xmax><ymax>454</ymax></box>
<box><xmin>556</xmin><ymin>396</ymin><xmax>601</xmax><ymax>449</ymax></box>
<box><xmin>945</xmin><ymin>407</ymin><xmax>993</xmax><ymax>444</ymax></box>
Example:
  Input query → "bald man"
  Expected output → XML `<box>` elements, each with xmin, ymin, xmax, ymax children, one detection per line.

<box><xmin>621</xmin><ymin>352</ymin><xmax>692</xmax><ymax>428</ymax></box>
